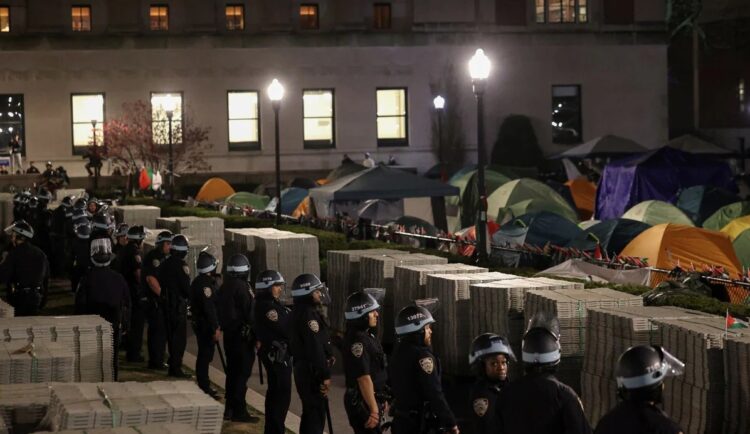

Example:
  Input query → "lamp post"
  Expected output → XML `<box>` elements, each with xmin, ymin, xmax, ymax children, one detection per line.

<box><xmin>91</xmin><ymin>119</ymin><xmax>99</xmax><ymax>190</ymax></box>
<box><xmin>267</xmin><ymin>79</ymin><xmax>285</xmax><ymax>226</ymax></box>
<box><xmin>433</xmin><ymin>95</ymin><xmax>446</xmax><ymax>181</ymax></box>
<box><xmin>469</xmin><ymin>48</ymin><xmax>491</xmax><ymax>265</ymax></box>
<box><xmin>160</xmin><ymin>94</ymin><xmax>178</xmax><ymax>201</ymax></box>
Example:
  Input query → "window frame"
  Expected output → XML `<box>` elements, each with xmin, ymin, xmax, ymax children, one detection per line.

<box><xmin>0</xmin><ymin>94</ymin><xmax>25</xmax><ymax>156</ymax></box>
<box><xmin>551</xmin><ymin>84</ymin><xmax>583</xmax><ymax>145</ymax></box>
<box><xmin>375</xmin><ymin>87</ymin><xmax>409</xmax><ymax>147</ymax></box>
<box><xmin>302</xmin><ymin>88</ymin><xmax>335</xmax><ymax>150</ymax></box>
<box><xmin>149</xmin><ymin>4</ymin><xmax>169</xmax><ymax>31</ymax></box>
<box><xmin>373</xmin><ymin>3</ymin><xmax>392</xmax><ymax>30</ymax></box>
<box><xmin>225</xmin><ymin>4</ymin><xmax>245</xmax><ymax>31</ymax></box>
<box><xmin>226</xmin><ymin>90</ymin><xmax>261</xmax><ymax>152</ymax></box>
<box><xmin>535</xmin><ymin>0</ymin><xmax>588</xmax><ymax>24</ymax></box>
<box><xmin>149</xmin><ymin>91</ymin><xmax>184</xmax><ymax>146</ymax></box>
<box><xmin>0</xmin><ymin>6</ymin><xmax>11</xmax><ymax>33</ymax></box>
<box><xmin>70</xmin><ymin>92</ymin><xmax>106</xmax><ymax>156</ymax></box>
<box><xmin>299</xmin><ymin>3</ymin><xmax>319</xmax><ymax>30</ymax></box>
<box><xmin>71</xmin><ymin>5</ymin><xmax>92</xmax><ymax>32</ymax></box>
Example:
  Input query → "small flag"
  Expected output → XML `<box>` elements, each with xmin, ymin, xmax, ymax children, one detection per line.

<box><xmin>593</xmin><ymin>243</ymin><xmax>603</xmax><ymax>261</ymax></box>
<box><xmin>726</xmin><ymin>311</ymin><xmax>749</xmax><ymax>330</ymax></box>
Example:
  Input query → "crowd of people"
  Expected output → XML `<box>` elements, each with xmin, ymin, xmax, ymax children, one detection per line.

<box><xmin>0</xmin><ymin>189</ymin><xmax>686</xmax><ymax>434</ymax></box>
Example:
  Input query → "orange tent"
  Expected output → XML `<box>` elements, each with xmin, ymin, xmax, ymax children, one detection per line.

<box><xmin>292</xmin><ymin>196</ymin><xmax>313</xmax><ymax>218</ymax></box>
<box><xmin>195</xmin><ymin>177</ymin><xmax>235</xmax><ymax>202</ymax></box>
<box><xmin>565</xmin><ymin>177</ymin><xmax>596</xmax><ymax>220</ymax></box>
<box><xmin>621</xmin><ymin>224</ymin><xmax>741</xmax><ymax>277</ymax></box>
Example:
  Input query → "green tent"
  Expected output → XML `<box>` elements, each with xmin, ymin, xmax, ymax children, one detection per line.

<box><xmin>458</xmin><ymin>168</ymin><xmax>517</xmax><ymax>228</ymax></box>
<box><xmin>224</xmin><ymin>191</ymin><xmax>270</xmax><ymax>209</ymax></box>
<box><xmin>702</xmin><ymin>201</ymin><xmax>750</xmax><ymax>231</ymax></box>
<box><xmin>733</xmin><ymin>229</ymin><xmax>750</xmax><ymax>268</ymax></box>
<box><xmin>621</xmin><ymin>200</ymin><xmax>694</xmax><ymax>226</ymax></box>
<box><xmin>487</xmin><ymin>178</ymin><xmax>579</xmax><ymax>223</ymax></box>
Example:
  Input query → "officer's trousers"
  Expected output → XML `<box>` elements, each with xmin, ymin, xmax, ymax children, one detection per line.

<box><xmin>50</xmin><ymin>235</ymin><xmax>66</xmax><ymax>277</ymax></box>
<box><xmin>223</xmin><ymin>330</ymin><xmax>253</xmax><ymax>418</ymax></box>
<box><xmin>126</xmin><ymin>300</ymin><xmax>146</xmax><ymax>361</ymax></box>
<box><xmin>392</xmin><ymin>416</ymin><xmax>420</xmax><ymax>434</ymax></box>
<box><xmin>166</xmin><ymin>312</ymin><xmax>187</xmax><ymax>375</ymax></box>
<box><xmin>146</xmin><ymin>302</ymin><xmax>167</xmax><ymax>368</ymax></box>
<box><xmin>260</xmin><ymin>350</ymin><xmax>292</xmax><ymax>434</ymax></box>
<box><xmin>294</xmin><ymin>363</ymin><xmax>327</xmax><ymax>434</ymax></box>
<box><xmin>193</xmin><ymin>325</ymin><xmax>215</xmax><ymax>392</ymax></box>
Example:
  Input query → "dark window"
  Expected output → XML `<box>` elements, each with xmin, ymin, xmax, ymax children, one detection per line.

<box><xmin>227</xmin><ymin>91</ymin><xmax>260</xmax><ymax>151</ymax></box>
<box><xmin>300</xmin><ymin>4</ymin><xmax>319</xmax><ymax>29</ymax></box>
<box><xmin>71</xmin><ymin>6</ymin><xmax>91</xmax><ymax>32</ymax></box>
<box><xmin>552</xmin><ymin>85</ymin><xmax>582</xmax><ymax>145</ymax></box>
<box><xmin>536</xmin><ymin>0</ymin><xmax>587</xmax><ymax>23</ymax></box>
<box><xmin>0</xmin><ymin>7</ymin><xmax>10</xmax><ymax>32</ymax></box>
<box><xmin>376</xmin><ymin>88</ymin><xmax>408</xmax><ymax>147</ymax></box>
<box><xmin>303</xmin><ymin>89</ymin><xmax>335</xmax><ymax>149</ymax></box>
<box><xmin>150</xmin><ymin>5</ymin><xmax>169</xmax><ymax>31</ymax></box>
<box><xmin>374</xmin><ymin>3</ymin><xmax>391</xmax><ymax>29</ymax></box>
<box><xmin>226</xmin><ymin>5</ymin><xmax>244</xmax><ymax>31</ymax></box>
<box><xmin>0</xmin><ymin>95</ymin><xmax>24</xmax><ymax>155</ymax></box>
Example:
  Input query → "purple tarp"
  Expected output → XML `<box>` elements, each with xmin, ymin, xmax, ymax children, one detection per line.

<box><xmin>595</xmin><ymin>147</ymin><xmax>736</xmax><ymax>220</ymax></box>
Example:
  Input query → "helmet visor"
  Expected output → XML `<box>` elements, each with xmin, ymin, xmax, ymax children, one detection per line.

<box><xmin>363</xmin><ymin>288</ymin><xmax>386</xmax><ymax>306</ymax></box>
<box><xmin>526</xmin><ymin>311</ymin><xmax>560</xmax><ymax>340</ymax></box>
<box><xmin>414</xmin><ymin>298</ymin><xmax>440</xmax><ymax>315</ymax></box>
<box><xmin>617</xmin><ymin>346</ymin><xmax>685</xmax><ymax>390</ymax></box>
<box><xmin>658</xmin><ymin>347</ymin><xmax>685</xmax><ymax>379</ymax></box>
<box><xmin>314</xmin><ymin>284</ymin><xmax>331</xmax><ymax>306</ymax></box>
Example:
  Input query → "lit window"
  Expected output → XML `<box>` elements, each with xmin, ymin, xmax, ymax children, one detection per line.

<box><xmin>551</xmin><ymin>85</ymin><xmax>582</xmax><ymax>145</ymax></box>
<box><xmin>71</xmin><ymin>6</ymin><xmax>91</xmax><ymax>32</ymax></box>
<box><xmin>300</xmin><ymin>4</ymin><xmax>319</xmax><ymax>29</ymax></box>
<box><xmin>150</xmin><ymin>5</ymin><xmax>169</xmax><ymax>31</ymax></box>
<box><xmin>71</xmin><ymin>94</ymin><xmax>104</xmax><ymax>151</ymax></box>
<box><xmin>226</xmin><ymin>5</ymin><xmax>244</xmax><ymax>31</ymax></box>
<box><xmin>150</xmin><ymin>92</ymin><xmax>182</xmax><ymax>144</ymax></box>
<box><xmin>0</xmin><ymin>95</ymin><xmax>24</xmax><ymax>154</ymax></box>
<box><xmin>0</xmin><ymin>7</ymin><xmax>10</xmax><ymax>33</ymax></box>
<box><xmin>376</xmin><ymin>88</ymin><xmax>408</xmax><ymax>146</ymax></box>
<box><xmin>227</xmin><ymin>91</ymin><xmax>260</xmax><ymax>150</ymax></box>
<box><xmin>303</xmin><ymin>90</ymin><xmax>334</xmax><ymax>149</ymax></box>
<box><xmin>374</xmin><ymin>3</ymin><xmax>391</xmax><ymax>29</ymax></box>
<box><xmin>536</xmin><ymin>0</ymin><xmax>587</xmax><ymax>23</ymax></box>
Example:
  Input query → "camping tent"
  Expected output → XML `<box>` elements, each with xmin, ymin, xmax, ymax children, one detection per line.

<box><xmin>265</xmin><ymin>187</ymin><xmax>309</xmax><ymax>216</ymax></box>
<box><xmin>553</xmin><ymin>135</ymin><xmax>647</xmax><ymax>159</ymax></box>
<box><xmin>224</xmin><ymin>191</ymin><xmax>270</xmax><ymax>209</ymax></box>
<box><xmin>668</xmin><ymin>134</ymin><xmax>732</xmax><ymax>155</ymax></box>
<box><xmin>487</xmin><ymin>178</ymin><xmax>579</xmax><ymax>223</ymax></box>
<box><xmin>356</xmin><ymin>199</ymin><xmax>403</xmax><ymax>223</ymax></box>
<box><xmin>456</xmin><ymin>168</ymin><xmax>516</xmax><ymax>228</ymax></box>
<box><xmin>621</xmin><ymin>224</ymin><xmax>741</xmax><ymax>277</ymax></box>
<box><xmin>390</xmin><ymin>215</ymin><xmax>439</xmax><ymax>236</ymax></box>
<box><xmin>290</xmin><ymin>177</ymin><xmax>318</xmax><ymax>189</ymax></box>
<box><xmin>326</xmin><ymin>161</ymin><xmax>366</xmax><ymax>182</ymax></box>
<box><xmin>720</xmin><ymin>215</ymin><xmax>750</xmax><ymax>240</ymax></box>
<box><xmin>579</xmin><ymin>220</ymin><xmax>600</xmax><ymax>230</ymax></box>
<box><xmin>492</xmin><ymin>212</ymin><xmax>584</xmax><ymax>248</ymax></box>
<box><xmin>195</xmin><ymin>177</ymin><xmax>235</xmax><ymax>202</ymax></box>
<box><xmin>568</xmin><ymin>218</ymin><xmax>651</xmax><ymax>254</ymax></box>
<box><xmin>596</xmin><ymin>147</ymin><xmax>735</xmax><ymax>219</ymax></box>
<box><xmin>676</xmin><ymin>185</ymin><xmax>738</xmax><ymax>225</ymax></box>
<box><xmin>622</xmin><ymin>200</ymin><xmax>694</xmax><ymax>226</ymax></box>
<box><xmin>702</xmin><ymin>201</ymin><xmax>750</xmax><ymax>231</ymax></box>
<box><xmin>565</xmin><ymin>177</ymin><xmax>597</xmax><ymax>220</ymax></box>
<box><xmin>732</xmin><ymin>229</ymin><xmax>750</xmax><ymax>268</ymax></box>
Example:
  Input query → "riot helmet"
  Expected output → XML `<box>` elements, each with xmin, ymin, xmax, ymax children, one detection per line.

<box><xmin>196</xmin><ymin>251</ymin><xmax>218</xmax><ymax>275</ymax></box>
<box><xmin>90</xmin><ymin>238</ymin><xmax>113</xmax><ymax>267</ymax></box>
<box><xmin>170</xmin><ymin>234</ymin><xmax>189</xmax><ymax>259</ymax></box>
<box><xmin>521</xmin><ymin>312</ymin><xmax>561</xmax><ymax>369</ymax></box>
<box><xmin>5</xmin><ymin>220</ymin><xmax>34</xmax><ymax>241</ymax></box>
<box><xmin>345</xmin><ymin>291</ymin><xmax>381</xmax><ymax>330</ymax></box>
<box><xmin>115</xmin><ymin>223</ymin><xmax>129</xmax><ymax>238</ymax></box>
<box><xmin>394</xmin><ymin>304</ymin><xmax>435</xmax><ymax>337</ymax></box>
<box><xmin>127</xmin><ymin>225</ymin><xmax>146</xmax><ymax>241</ymax></box>
<box><xmin>91</xmin><ymin>212</ymin><xmax>113</xmax><ymax>232</ymax></box>
<box><xmin>156</xmin><ymin>230</ymin><xmax>173</xmax><ymax>245</ymax></box>
<box><xmin>75</xmin><ymin>223</ymin><xmax>92</xmax><ymax>240</ymax></box>
<box><xmin>470</xmin><ymin>333</ymin><xmax>515</xmax><ymax>381</ymax></box>
<box><xmin>226</xmin><ymin>254</ymin><xmax>251</xmax><ymax>279</ymax></box>
<box><xmin>291</xmin><ymin>273</ymin><xmax>330</xmax><ymax>305</ymax></box>
<box><xmin>616</xmin><ymin>345</ymin><xmax>684</xmax><ymax>402</ymax></box>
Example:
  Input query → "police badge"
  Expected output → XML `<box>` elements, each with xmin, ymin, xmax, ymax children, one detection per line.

<box><xmin>419</xmin><ymin>357</ymin><xmax>434</xmax><ymax>374</ymax></box>
<box><xmin>266</xmin><ymin>310</ymin><xmax>279</xmax><ymax>322</ymax></box>
<box><xmin>351</xmin><ymin>342</ymin><xmax>364</xmax><ymax>358</ymax></box>
<box><xmin>473</xmin><ymin>398</ymin><xmax>489</xmax><ymax>417</ymax></box>
<box><xmin>203</xmin><ymin>287</ymin><xmax>212</xmax><ymax>298</ymax></box>
<box><xmin>308</xmin><ymin>320</ymin><xmax>319</xmax><ymax>333</ymax></box>
<box><xmin>152</xmin><ymin>259</ymin><xmax>160</xmax><ymax>267</ymax></box>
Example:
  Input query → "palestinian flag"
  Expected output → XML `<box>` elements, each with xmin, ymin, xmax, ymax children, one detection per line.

<box><xmin>726</xmin><ymin>311</ymin><xmax>749</xmax><ymax>329</ymax></box>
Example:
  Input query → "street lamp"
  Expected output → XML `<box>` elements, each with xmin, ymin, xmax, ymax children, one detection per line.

<box><xmin>91</xmin><ymin>119</ymin><xmax>99</xmax><ymax>190</ymax></box>
<box><xmin>469</xmin><ymin>48</ymin><xmax>491</xmax><ymax>265</ymax></box>
<box><xmin>267</xmin><ymin>79</ymin><xmax>285</xmax><ymax>226</ymax></box>
<box><xmin>433</xmin><ymin>95</ymin><xmax>446</xmax><ymax>181</ymax></box>
<box><xmin>159</xmin><ymin>94</ymin><xmax>179</xmax><ymax>200</ymax></box>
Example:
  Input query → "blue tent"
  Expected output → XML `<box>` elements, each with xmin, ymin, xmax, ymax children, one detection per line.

<box><xmin>492</xmin><ymin>211</ymin><xmax>584</xmax><ymax>248</ymax></box>
<box><xmin>568</xmin><ymin>218</ymin><xmax>651</xmax><ymax>254</ymax></box>
<box><xmin>676</xmin><ymin>185</ymin><xmax>739</xmax><ymax>225</ymax></box>
<box><xmin>595</xmin><ymin>147</ymin><xmax>736</xmax><ymax>220</ymax></box>
<box><xmin>265</xmin><ymin>187</ymin><xmax>308</xmax><ymax>215</ymax></box>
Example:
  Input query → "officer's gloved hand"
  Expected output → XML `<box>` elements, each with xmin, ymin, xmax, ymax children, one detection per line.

<box><xmin>320</xmin><ymin>379</ymin><xmax>331</xmax><ymax>397</ymax></box>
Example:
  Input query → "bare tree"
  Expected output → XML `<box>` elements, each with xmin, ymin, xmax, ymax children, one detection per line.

<box><xmin>430</xmin><ymin>62</ymin><xmax>467</xmax><ymax>172</ymax></box>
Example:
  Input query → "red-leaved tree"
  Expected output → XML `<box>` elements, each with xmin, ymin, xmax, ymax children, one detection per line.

<box><xmin>103</xmin><ymin>100</ymin><xmax>212</xmax><ymax>181</ymax></box>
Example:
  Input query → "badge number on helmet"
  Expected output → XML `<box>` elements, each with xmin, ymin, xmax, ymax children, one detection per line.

<box><xmin>203</xmin><ymin>287</ymin><xmax>212</xmax><ymax>298</ymax></box>
<box><xmin>473</xmin><ymin>398</ymin><xmax>489</xmax><ymax>417</ymax></box>
<box><xmin>266</xmin><ymin>310</ymin><xmax>279</xmax><ymax>322</ymax></box>
<box><xmin>351</xmin><ymin>342</ymin><xmax>363</xmax><ymax>358</ymax></box>
<box><xmin>308</xmin><ymin>320</ymin><xmax>319</xmax><ymax>333</ymax></box>
<box><xmin>419</xmin><ymin>357</ymin><xmax>434</xmax><ymax>374</ymax></box>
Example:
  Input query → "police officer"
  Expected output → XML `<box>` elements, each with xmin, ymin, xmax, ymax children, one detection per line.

<box><xmin>30</xmin><ymin>189</ymin><xmax>53</xmax><ymax>256</ymax></box>
<box><xmin>215</xmin><ymin>254</ymin><xmax>259</xmax><ymax>422</ymax></box>
<box><xmin>254</xmin><ymin>269</ymin><xmax>292</xmax><ymax>434</ymax></box>
<box><xmin>70</xmin><ymin>223</ymin><xmax>92</xmax><ymax>294</ymax></box>
<box><xmin>0</xmin><ymin>221</ymin><xmax>50</xmax><ymax>316</ymax></box>
<box><xmin>495</xmin><ymin>314</ymin><xmax>591</xmax><ymax>434</ymax></box>
<box><xmin>342</xmin><ymin>291</ymin><xmax>388</xmax><ymax>434</ymax></box>
<box><xmin>113</xmin><ymin>223</ymin><xmax>129</xmax><ymax>255</ymax></box>
<box><xmin>91</xmin><ymin>212</ymin><xmax>113</xmax><ymax>241</ymax></box>
<box><xmin>190</xmin><ymin>251</ymin><xmax>221</xmax><ymax>398</ymax></box>
<box><xmin>290</xmin><ymin>273</ymin><xmax>334</xmax><ymax>434</ymax></box>
<box><xmin>50</xmin><ymin>195</ymin><xmax>72</xmax><ymax>277</ymax></box>
<box><xmin>74</xmin><ymin>238</ymin><xmax>130</xmax><ymax>380</ymax></box>
<box><xmin>143</xmin><ymin>230</ymin><xmax>172</xmax><ymax>370</ymax></box>
<box><xmin>157</xmin><ymin>234</ymin><xmax>191</xmax><ymax>378</ymax></box>
<box><xmin>594</xmin><ymin>345</ymin><xmax>684</xmax><ymax>434</ymax></box>
<box><xmin>120</xmin><ymin>225</ymin><xmax>147</xmax><ymax>363</ymax></box>
<box><xmin>468</xmin><ymin>333</ymin><xmax>515</xmax><ymax>434</ymax></box>
<box><xmin>389</xmin><ymin>304</ymin><xmax>458</xmax><ymax>434</ymax></box>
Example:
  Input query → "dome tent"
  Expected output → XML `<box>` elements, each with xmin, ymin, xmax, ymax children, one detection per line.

<box><xmin>224</xmin><ymin>191</ymin><xmax>270</xmax><ymax>209</ymax></box>
<box><xmin>568</xmin><ymin>218</ymin><xmax>651</xmax><ymax>254</ymax></box>
<box><xmin>487</xmin><ymin>178</ymin><xmax>579</xmax><ymax>223</ymax></box>
<box><xmin>491</xmin><ymin>212</ymin><xmax>583</xmax><ymax>268</ymax></box>
<box><xmin>195</xmin><ymin>177</ymin><xmax>235</xmax><ymax>202</ymax></box>
<box><xmin>703</xmin><ymin>201</ymin><xmax>750</xmax><ymax>231</ymax></box>
<box><xmin>622</xmin><ymin>200</ymin><xmax>694</xmax><ymax>227</ymax></box>
<box><xmin>676</xmin><ymin>185</ymin><xmax>738</xmax><ymax>225</ymax></box>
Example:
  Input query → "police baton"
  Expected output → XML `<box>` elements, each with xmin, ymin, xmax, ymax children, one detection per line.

<box><xmin>324</xmin><ymin>397</ymin><xmax>334</xmax><ymax>434</ymax></box>
<box><xmin>257</xmin><ymin>348</ymin><xmax>264</xmax><ymax>385</ymax></box>
<box><xmin>215</xmin><ymin>341</ymin><xmax>227</xmax><ymax>372</ymax></box>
